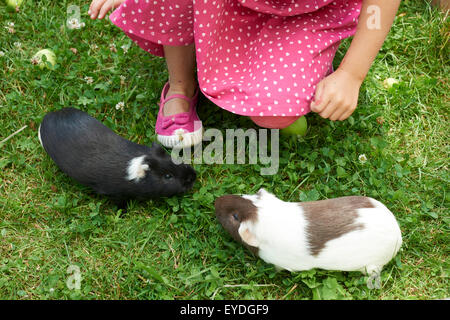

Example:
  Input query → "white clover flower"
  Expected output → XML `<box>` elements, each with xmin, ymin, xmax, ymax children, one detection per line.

<box><xmin>90</xmin><ymin>44</ymin><xmax>99</xmax><ymax>50</ymax></box>
<box><xmin>109</xmin><ymin>43</ymin><xmax>117</xmax><ymax>53</ymax></box>
<box><xmin>0</xmin><ymin>51</ymin><xmax>5</xmax><ymax>57</ymax></box>
<box><xmin>67</xmin><ymin>18</ymin><xmax>78</xmax><ymax>29</ymax></box>
<box><xmin>120</xmin><ymin>75</ymin><xmax>126</xmax><ymax>85</ymax></box>
<box><xmin>358</xmin><ymin>154</ymin><xmax>368</xmax><ymax>163</ymax></box>
<box><xmin>67</xmin><ymin>18</ymin><xmax>83</xmax><ymax>30</ymax></box>
<box><xmin>30</xmin><ymin>56</ymin><xmax>41</xmax><ymax>65</ymax></box>
<box><xmin>121</xmin><ymin>44</ymin><xmax>130</xmax><ymax>53</ymax></box>
<box><xmin>84</xmin><ymin>76</ymin><xmax>94</xmax><ymax>84</ymax></box>
<box><xmin>5</xmin><ymin>22</ymin><xmax>15</xmax><ymax>33</ymax></box>
<box><xmin>115</xmin><ymin>101</ymin><xmax>125</xmax><ymax>111</ymax></box>
<box><xmin>13</xmin><ymin>41</ymin><xmax>22</xmax><ymax>48</ymax></box>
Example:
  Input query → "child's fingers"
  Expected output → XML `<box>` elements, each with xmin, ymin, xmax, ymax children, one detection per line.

<box><xmin>329</xmin><ymin>107</ymin><xmax>346</xmax><ymax>121</ymax></box>
<box><xmin>310</xmin><ymin>81</ymin><xmax>325</xmax><ymax>112</ymax></box>
<box><xmin>89</xmin><ymin>0</ymin><xmax>107</xmax><ymax>19</ymax></box>
<box><xmin>337</xmin><ymin>107</ymin><xmax>356</xmax><ymax>121</ymax></box>
<box><xmin>318</xmin><ymin>101</ymin><xmax>338</xmax><ymax>119</ymax></box>
<box><xmin>112</xmin><ymin>0</ymin><xmax>125</xmax><ymax>9</ymax></box>
<box><xmin>312</xmin><ymin>96</ymin><xmax>331</xmax><ymax>114</ymax></box>
<box><xmin>89</xmin><ymin>0</ymin><xmax>94</xmax><ymax>14</ymax></box>
<box><xmin>89</xmin><ymin>0</ymin><xmax>100</xmax><ymax>18</ymax></box>
<box><xmin>311</xmin><ymin>86</ymin><xmax>332</xmax><ymax>114</ymax></box>
<box><xmin>333</xmin><ymin>99</ymin><xmax>357</xmax><ymax>121</ymax></box>
<box><xmin>337</xmin><ymin>110</ymin><xmax>352</xmax><ymax>121</ymax></box>
<box><xmin>98</xmin><ymin>0</ymin><xmax>115</xmax><ymax>19</ymax></box>
<box><xmin>326</xmin><ymin>98</ymin><xmax>348</xmax><ymax>120</ymax></box>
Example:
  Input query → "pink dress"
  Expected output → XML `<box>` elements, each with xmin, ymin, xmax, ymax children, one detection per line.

<box><xmin>110</xmin><ymin>0</ymin><xmax>362</xmax><ymax>127</ymax></box>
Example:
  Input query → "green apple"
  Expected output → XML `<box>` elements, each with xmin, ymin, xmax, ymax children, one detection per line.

<box><xmin>32</xmin><ymin>49</ymin><xmax>57</xmax><ymax>70</ymax></box>
<box><xmin>5</xmin><ymin>0</ymin><xmax>23</xmax><ymax>10</ymax></box>
<box><xmin>383</xmin><ymin>78</ymin><xmax>399</xmax><ymax>89</ymax></box>
<box><xmin>280</xmin><ymin>116</ymin><xmax>308</xmax><ymax>137</ymax></box>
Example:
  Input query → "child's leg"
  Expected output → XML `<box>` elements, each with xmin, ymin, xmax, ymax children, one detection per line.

<box><xmin>162</xmin><ymin>44</ymin><xmax>197</xmax><ymax>116</ymax></box>
<box><xmin>108</xmin><ymin>0</ymin><xmax>197</xmax><ymax>116</ymax></box>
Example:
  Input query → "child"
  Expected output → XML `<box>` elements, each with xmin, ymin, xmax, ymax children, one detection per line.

<box><xmin>89</xmin><ymin>0</ymin><xmax>401</xmax><ymax>147</ymax></box>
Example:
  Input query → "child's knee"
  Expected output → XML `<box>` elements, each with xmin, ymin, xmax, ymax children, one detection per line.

<box><xmin>249</xmin><ymin>116</ymin><xmax>300</xmax><ymax>129</ymax></box>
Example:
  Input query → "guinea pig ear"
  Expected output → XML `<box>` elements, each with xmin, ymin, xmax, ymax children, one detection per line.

<box><xmin>151</xmin><ymin>142</ymin><xmax>162</xmax><ymax>149</ymax></box>
<box><xmin>151</xmin><ymin>142</ymin><xmax>167</xmax><ymax>155</ymax></box>
<box><xmin>126</xmin><ymin>155</ymin><xmax>150</xmax><ymax>181</ymax></box>
<box><xmin>257</xmin><ymin>188</ymin><xmax>268</xmax><ymax>196</ymax></box>
<box><xmin>238</xmin><ymin>222</ymin><xmax>259</xmax><ymax>248</ymax></box>
<box><xmin>257</xmin><ymin>188</ymin><xmax>278</xmax><ymax>201</ymax></box>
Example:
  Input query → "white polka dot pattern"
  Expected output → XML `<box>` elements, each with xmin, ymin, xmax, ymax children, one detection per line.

<box><xmin>110</xmin><ymin>0</ymin><xmax>362</xmax><ymax>117</ymax></box>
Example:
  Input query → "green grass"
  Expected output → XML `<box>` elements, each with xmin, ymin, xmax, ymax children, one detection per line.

<box><xmin>0</xmin><ymin>0</ymin><xmax>448</xmax><ymax>300</ymax></box>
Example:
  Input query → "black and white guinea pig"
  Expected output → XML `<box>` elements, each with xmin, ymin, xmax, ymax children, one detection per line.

<box><xmin>215</xmin><ymin>189</ymin><xmax>402</xmax><ymax>278</ymax></box>
<box><xmin>38</xmin><ymin>107</ymin><xmax>196</xmax><ymax>201</ymax></box>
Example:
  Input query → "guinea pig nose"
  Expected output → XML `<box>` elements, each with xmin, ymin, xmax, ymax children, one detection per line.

<box><xmin>184</xmin><ymin>173</ymin><xmax>196</xmax><ymax>186</ymax></box>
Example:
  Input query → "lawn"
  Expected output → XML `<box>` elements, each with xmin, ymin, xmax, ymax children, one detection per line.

<box><xmin>0</xmin><ymin>0</ymin><xmax>448</xmax><ymax>300</ymax></box>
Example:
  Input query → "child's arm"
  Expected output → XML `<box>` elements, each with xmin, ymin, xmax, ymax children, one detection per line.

<box><xmin>89</xmin><ymin>0</ymin><xmax>125</xmax><ymax>20</ymax></box>
<box><xmin>310</xmin><ymin>0</ymin><xmax>401</xmax><ymax>121</ymax></box>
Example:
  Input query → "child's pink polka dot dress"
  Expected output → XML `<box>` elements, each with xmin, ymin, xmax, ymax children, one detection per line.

<box><xmin>110</xmin><ymin>0</ymin><xmax>362</xmax><ymax>127</ymax></box>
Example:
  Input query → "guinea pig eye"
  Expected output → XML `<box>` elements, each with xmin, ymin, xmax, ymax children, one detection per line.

<box><xmin>164</xmin><ymin>173</ymin><xmax>173</xmax><ymax>180</ymax></box>
<box><xmin>232</xmin><ymin>213</ymin><xmax>239</xmax><ymax>221</ymax></box>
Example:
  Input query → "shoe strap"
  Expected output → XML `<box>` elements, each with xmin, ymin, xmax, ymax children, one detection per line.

<box><xmin>161</xmin><ymin>82</ymin><xmax>199</xmax><ymax>105</ymax></box>
<box><xmin>163</xmin><ymin>94</ymin><xmax>193</xmax><ymax>104</ymax></box>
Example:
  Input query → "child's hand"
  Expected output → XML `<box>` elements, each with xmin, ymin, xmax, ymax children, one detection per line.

<box><xmin>88</xmin><ymin>0</ymin><xmax>125</xmax><ymax>20</ymax></box>
<box><xmin>310</xmin><ymin>68</ymin><xmax>363</xmax><ymax>121</ymax></box>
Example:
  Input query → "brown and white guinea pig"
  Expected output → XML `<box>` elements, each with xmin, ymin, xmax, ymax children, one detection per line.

<box><xmin>38</xmin><ymin>107</ymin><xmax>196</xmax><ymax>201</ymax></box>
<box><xmin>215</xmin><ymin>189</ymin><xmax>402</xmax><ymax>278</ymax></box>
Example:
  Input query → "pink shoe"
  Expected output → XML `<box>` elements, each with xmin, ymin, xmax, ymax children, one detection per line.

<box><xmin>156</xmin><ymin>82</ymin><xmax>203</xmax><ymax>148</ymax></box>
